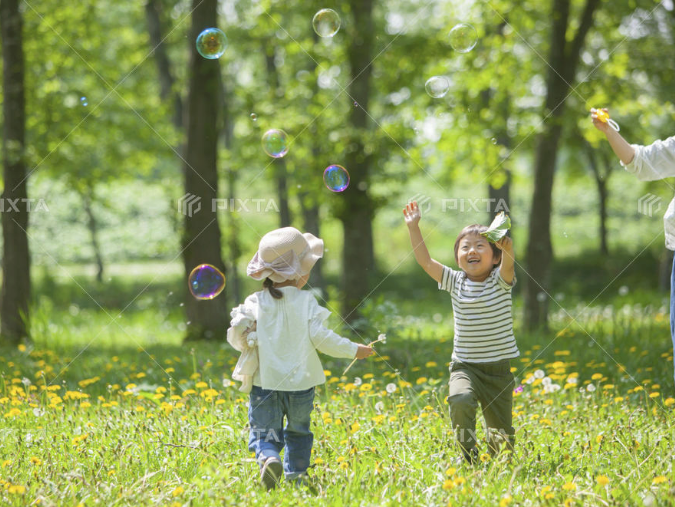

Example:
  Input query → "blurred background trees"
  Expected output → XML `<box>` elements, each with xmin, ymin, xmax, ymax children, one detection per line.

<box><xmin>1</xmin><ymin>0</ymin><xmax>674</xmax><ymax>343</ymax></box>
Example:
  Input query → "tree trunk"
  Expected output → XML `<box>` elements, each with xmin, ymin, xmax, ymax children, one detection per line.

<box><xmin>145</xmin><ymin>0</ymin><xmax>183</xmax><ymax>129</ymax></box>
<box><xmin>181</xmin><ymin>0</ymin><xmax>228</xmax><ymax>341</ymax></box>
<box><xmin>299</xmin><ymin>192</ymin><xmax>325</xmax><ymax>292</ymax></box>
<box><xmin>82</xmin><ymin>187</ymin><xmax>104</xmax><ymax>283</ymax></box>
<box><xmin>1</xmin><ymin>0</ymin><xmax>30</xmax><ymax>344</ymax></box>
<box><xmin>264</xmin><ymin>44</ymin><xmax>292</xmax><ymax>228</ymax></box>
<box><xmin>523</xmin><ymin>0</ymin><xmax>600</xmax><ymax>330</ymax></box>
<box><xmin>221</xmin><ymin>78</ymin><xmax>241</xmax><ymax>306</ymax></box>
<box><xmin>339</xmin><ymin>0</ymin><xmax>376</xmax><ymax>321</ymax></box>
<box><xmin>583</xmin><ymin>139</ymin><xmax>610</xmax><ymax>256</ymax></box>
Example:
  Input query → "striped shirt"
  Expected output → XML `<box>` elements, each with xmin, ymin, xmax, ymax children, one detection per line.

<box><xmin>438</xmin><ymin>265</ymin><xmax>519</xmax><ymax>363</ymax></box>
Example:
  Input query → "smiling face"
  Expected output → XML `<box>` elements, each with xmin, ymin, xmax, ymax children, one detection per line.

<box><xmin>455</xmin><ymin>231</ymin><xmax>500</xmax><ymax>281</ymax></box>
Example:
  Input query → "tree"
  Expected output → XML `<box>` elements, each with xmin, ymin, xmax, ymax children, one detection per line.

<box><xmin>337</xmin><ymin>0</ymin><xmax>377</xmax><ymax>321</ymax></box>
<box><xmin>1</xmin><ymin>0</ymin><xmax>31</xmax><ymax>343</ymax></box>
<box><xmin>181</xmin><ymin>0</ymin><xmax>228</xmax><ymax>341</ymax></box>
<box><xmin>523</xmin><ymin>0</ymin><xmax>600</xmax><ymax>330</ymax></box>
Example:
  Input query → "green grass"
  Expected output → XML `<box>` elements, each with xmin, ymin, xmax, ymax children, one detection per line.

<box><xmin>1</xmin><ymin>287</ymin><xmax>674</xmax><ymax>506</ymax></box>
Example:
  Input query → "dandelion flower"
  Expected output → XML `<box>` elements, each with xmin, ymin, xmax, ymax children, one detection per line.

<box><xmin>596</xmin><ymin>475</ymin><xmax>609</xmax><ymax>486</ymax></box>
<box><xmin>386</xmin><ymin>383</ymin><xmax>397</xmax><ymax>394</ymax></box>
<box><xmin>562</xmin><ymin>481</ymin><xmax>576</xmax><ymax>491</ymax></box>
<box><xmin>652</xmin><ymin>476</ymin><xmax>667</xmax><ymax>485</ymax></box>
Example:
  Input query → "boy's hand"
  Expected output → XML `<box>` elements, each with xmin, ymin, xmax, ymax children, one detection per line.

<box><xmin>355</xmin><ymin>345</ymin><xmax>374</xmax><ymax>359</ymax></box>
<box><xmin>590</xmin><ymin>108</ymin><xmax>611</xmax><ymax>134</ymax></box>
<box><xmin>494</xmin><ymin>236</ymin><xmax>513</xmax><ymax>253</ymax></box>
<box><xmin>403</xmin><ymin>201</ymin><xmax>422</xmax><ymax>228</ymax></box>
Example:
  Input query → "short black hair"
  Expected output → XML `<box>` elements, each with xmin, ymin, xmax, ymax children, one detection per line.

<box><xmin>453</xmin><ymin>224</ymin><xmax>502</xmax><ymax>265</ymax></box>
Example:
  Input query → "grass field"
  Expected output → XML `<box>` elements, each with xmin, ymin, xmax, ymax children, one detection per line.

<box><xmin>1</xmin><ymin>283</ymin><xmax>674</xmax><ymax>506</ymax></box>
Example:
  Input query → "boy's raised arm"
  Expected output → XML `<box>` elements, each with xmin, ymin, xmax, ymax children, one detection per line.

<box><xmin>495</xmin><ymin>236</ymin><xmax>515</xmax><ymax>285</ymax></box>
<box><xmin>403</xmin><ymin>201</ymin><xmax>444</xmax><ymax>284</ymax></box>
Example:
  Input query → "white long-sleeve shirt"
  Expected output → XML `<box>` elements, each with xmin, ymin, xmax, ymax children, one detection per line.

<box><xmin>623</xmin><ymin>136</ymin><xmax>675</xmax><ymax>250</ymax></box>
<box><xmin>227</xmin><ymin>287</ymin><xmax>358</xmax><ymax>391</ymax></box>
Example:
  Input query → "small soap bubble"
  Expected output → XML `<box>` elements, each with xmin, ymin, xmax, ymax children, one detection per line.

<box><xmin>618</xmin><ymin>285</ymin><xmax>629</xmax><ymax>296</ymax></box>
<box><xmin>353</xmin><ymin>101</ymin><xmax>359</xmax><ymax>107</ymax></box>
<box><xmin>250</xmin><ymin>113</ymin><xmax>257</xmax><ymax>121</ymax></box>
<box><xmin>261</xmin><ymin>129</ymin><xmax>289</xmax><ymax>158</ymax></box>
<box><xmin>491</xmin><ymin>138</ymin><xmax>497</xmax><ymax>144</ymax></box>
<box><xmin>449</xmin><ymin>23</ymin><xmax>478</xmax><ymax>53</ymax></box>
<box><xmin>536</xmin><ymin>292</ymin><xmax>547</xmax><ymax>303</ymax></box>
<box><xmin>80</xmin><ymin>96</ymin><xmax>88</xmax><ymax>107</ymax></box>
<box><xmin>323</xmin><ymin>165</ymin><xmax>350</xmax><ymax>192</ymax></box>
<box><xmin>425</xmin><ymin>76</ymin><xmax>450</xmax><ymax>98</ymax></box>
<box><xmin>312</xmin><ymin>9</ymin><xmax>341</xmax><ymax>38</ymax></box>
<box><xmin>196</xmin><ymin>28</ymin><xmax>227</xmax><ymax>59</ymax></box>
<box><xmin>188</xmin><ymin>264</ymin><xmax>226</xmax><ymax>300</ymax></box>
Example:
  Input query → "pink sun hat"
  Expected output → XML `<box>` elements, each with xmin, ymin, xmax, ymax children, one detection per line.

<box><xmin>246</xmin><ymin>227</ymin><xmax>324</xmax><ymax>283</ymax></box>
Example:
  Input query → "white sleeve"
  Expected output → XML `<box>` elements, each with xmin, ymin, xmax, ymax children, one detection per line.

<box><xmin>308</xmin><ymin>298</ymin><xmax>358</xmax><ymax>359</ymax></box>
<box><xmin>438</xmin><ymin>265</ymin><xmax>458</xmax><ymax>293</ymax></box>
<box><xmin>622</xmin><ymin>137</ymin><xmax>675</xmax><ymax>181</ymax></box>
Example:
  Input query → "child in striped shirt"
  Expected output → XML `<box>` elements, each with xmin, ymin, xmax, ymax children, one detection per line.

<box><xmin>403</xmin><ymin>201</ymin><xmax>519</xmax><ymax>463</ymax></box>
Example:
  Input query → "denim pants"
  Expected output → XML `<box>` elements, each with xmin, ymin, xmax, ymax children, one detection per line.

<box><xmin>447</xmin><ymin>359</ymin><xmax>515</xmax><ymax>457</ymax></box>
<box><xmin>670</xmin><ymin>256</ymin><xmax>675</xmax><ymax>383</ymax></box>
<box><xmin>248</xmin><ymin>385</ymin><xmax>315</xmax><ymax>479</ymax></box>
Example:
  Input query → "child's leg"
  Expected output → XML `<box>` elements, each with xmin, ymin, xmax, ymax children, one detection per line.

<box><xmin>447</xmin><ymin>362</ymin><xmax>479</xmax><ymax>461</ymax></box>
<box><xmin>280</xmin><ymin>387</ymin><xmax>315</xmax><ymax>480</ymax></box>
<box><xmin>248</xmin><ymin>386</ymin><xmax>284</xmax><ymax>466</ymax></box>
<box><xmin>476</xmin><ymin>361</ymin><xmax>515</xmax><ymax>456</ymax></box>
<box><xmin>670</xmin><ymin>254</ymin><xmax>675</xmax><ymax>384</ymax></box>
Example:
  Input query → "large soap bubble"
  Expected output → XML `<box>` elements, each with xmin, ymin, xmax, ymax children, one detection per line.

<box><xmin>196</xmin><ymin>28</ymin><xmax>227</xmax><ymax>59</ymax></box>
<box><xmin>449</xmin><ymin>23</ymin><xmax>477</xmax><ymax>53</ymax></box>
<box><xmin>313</xmin><ymin>9</ymin><xmax>341</xmax><ymax>38</ymax></box>
<box><xmin>189</xmin><ymin>264</ymin><xmax>226</xmax><ymax>300</ymax></box>
<box><xmin>261</xmin><ymin>129</ymin><xmax>289</xmax><ymax>158</ymax></box>
<box><xmin>425</xmin><ymin>76</ymin><xmax>450</xmax><ymax>98</ymax></box>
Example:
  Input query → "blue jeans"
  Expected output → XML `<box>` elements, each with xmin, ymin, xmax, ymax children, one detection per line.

<box><xmin>670</xmin><ymin>255</ymin><xmax>675</xmax><ymax>383</ymax></box>
<box><xmin>248</xmin><ymin>385</ymin><xmax>315</xmax><ymax>480</ymax></box>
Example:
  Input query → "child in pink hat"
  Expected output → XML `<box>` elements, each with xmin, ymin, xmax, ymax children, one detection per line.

<box><xmin>227</xmin><ymin>227</ymin><xmax>374</xmax><ymax>489</ymax></box>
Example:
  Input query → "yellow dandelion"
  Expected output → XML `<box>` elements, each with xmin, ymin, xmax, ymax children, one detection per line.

<box><xmin>442</xmin><ymin>479</ymin><xmax>455</xmax><ymax>490</ymax></box>
<box><xmin>499</xmin><ymin>495</ymin><xmax>512</xmax><ymax>507</ymax></box>
<box><xmin>479</xmin><ymin>453</ymin><xmax>491</xmax><ymax>462</ymax></box>
<box><xmin>665</xmin><ymin>397</ymin><xmax>675</xmax><ymax>407</ymax></box>
<box><xmin>652</xmin><ymin>476</ymin><xmax>667</xmax><ymax>485</ymax></box>
<box><xmin>350</xmin><ymin>422</ymin><xmax>360</xmax><ymax>433</ymax></box>
<box><xmin>649</xmin><ymin>392</ymin><xmax>660</xmax><ymax>399</ymax></box>
<box><xmin>445</xmin><ymin>467</ymin><xmax>456</xmax><ymax>476</ymax></box>
<box><xmin>29</xmin><ymin>457</ymin><xmax>42</xmax><ymax>466</ymax></box>
<box><xmin>172</xmin><ymin>486</ymin><xmax>184</xmax><ymax>497</ymax></box>
<box><xmin>416</xmin><ymin>377</ymin><xmax>428</xmax><ymax>385</ymax></box>
<box><xmin>562</xmin><ymin>481</ymin><xmax>576</xmax><ymax>491</ymax></box>
<box><xmin>339</xmin><ymin>462</ymin><xmax>349</xmax><ymax>470</ymax></box>
<box><xmin>596</xmin><ymin>475</ymin><xmax>609</xmax><ymax>486</ymax></box>
<box><xmin>591</xmin><ymin>373</ymin><xmax>603</xmax><ymax>380</ymax></box>
<box><xmin>8</xmin><ymin>484</ymin><xmax>26</xmax><ymax>494</ymax></box>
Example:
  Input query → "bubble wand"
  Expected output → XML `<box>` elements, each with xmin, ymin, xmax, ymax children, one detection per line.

<box><xmin>342</xmin><ymin>334</ymin><xmax>386</xmax><ymax>376</ymax></box>
<box><xmin>594</xmin><ymin>108</ymin><xmax>620</xmax><ymax>132</ymax></box>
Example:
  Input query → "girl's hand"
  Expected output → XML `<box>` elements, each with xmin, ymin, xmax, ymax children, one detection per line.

<box><xmin>403</xmin><ymin>201</ymin><xmax>422</xmax><ymax>228</ymax></box>
<box><xmin>590</xmin><ymin>108</ymin><xmax>611</xmax><ymax>134</ymax></box>
<box><xmin>355</xmin><ymin>345</ymin><xmax>374</xmax><ymax>359</ymax></box>
<box><xmin>494</xmin><ymin>236</ymin><xmax>513</xmax><ymax>253</ymax></box>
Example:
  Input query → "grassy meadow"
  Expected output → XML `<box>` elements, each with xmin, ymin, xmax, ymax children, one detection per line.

<box><xmin>1</xmin><ymin>272</ymin><xmax>674</xmax><ymax>506</ymax></box>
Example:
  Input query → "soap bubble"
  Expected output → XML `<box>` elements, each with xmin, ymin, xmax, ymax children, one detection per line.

<box><xmin>323</xmin><ymin>165</ymin><xmax>350</xmax><ymax>192</ymax></box>
<box><xmin>188</xmin><ymin>264</ymin><xmax>226</xmax><ymax>300</ymax></box>
<box><xmin>425</xmin><ymin>76</ymin><xmax>450</xmax><ymax>98</ymax></box>
<box><xmin>196</xmin><ymin>28</ymin><xmax>227</xmax><ymax>59</ymax></box>
<box><xmin>313</xmin><ymin>9</ymin><xmax>341</xmax><ymax>37</ymax></box>
<box><xmin>80</xmin><ymin>96</ymin><xmax>88</xmax><ymax>106</ymax></box>
<box><xmin>261</xmin><ymin>129</ymin><xmax>289</xmax><ymax>158</ymax></box>
<box><xmin>250</xmin><ymin>113</ymin><xmax>257</xmax><ymax>121</ymax></box>
<box><xmin>449</xmin><ymin>23</ymin><xmax>477</xmax><ymax>53</ymax></box>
